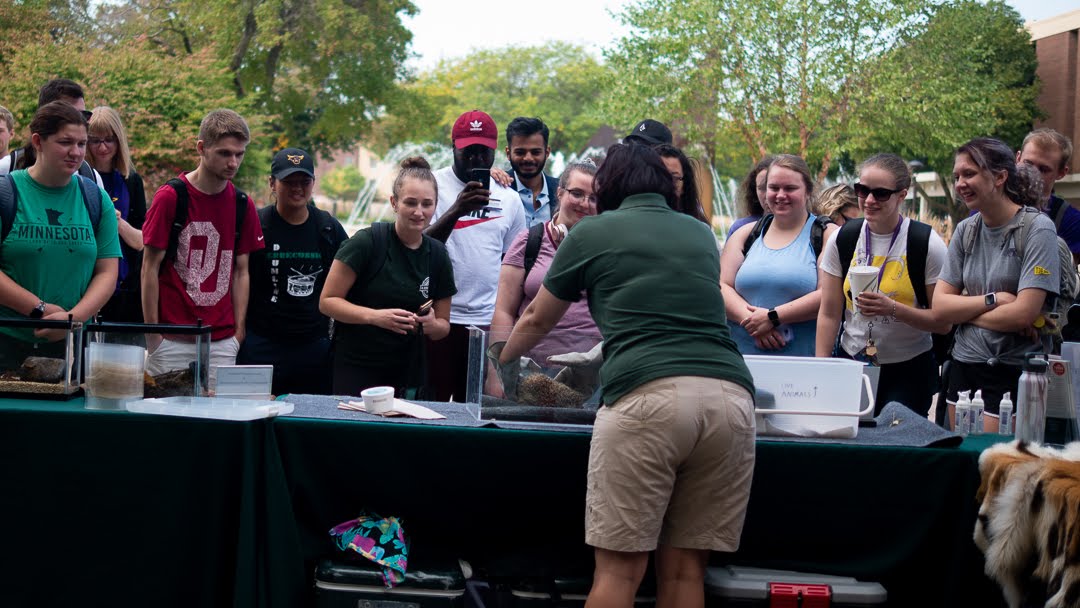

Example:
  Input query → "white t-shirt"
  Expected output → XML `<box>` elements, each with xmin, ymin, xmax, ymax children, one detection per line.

<box><xmin>432</xmin><ymin>166</ymin><xmax>526</xmax><ymax>325</ymax></box>
<box><xmin>819</xmin><ymin>218</ymin><xmax>947</xmax><ymax>364</ymax></box>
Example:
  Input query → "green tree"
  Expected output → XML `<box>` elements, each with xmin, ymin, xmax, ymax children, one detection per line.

<box><xmin>108</xmin><ymin>0</ymin><xmax>416</xmax><ymax>156</ymax></box>
<box><xmin>848</xmin><ymin>0</ymin><xmax>1041</xmax><ymax>224</ymax></box>
<box><xmin>320</xmin><ymin>165</ymin><xmax>365</xmax><ymax>203</ymax></box>
<box><xmin>601</xmin><ymin>0</ymin><xmax>928</xmax><ymax>178</ymax></box>
<box><xmin>376</xmin><ymin>43</ymin><xmax>612</xmax><ymax>159</ymax></box>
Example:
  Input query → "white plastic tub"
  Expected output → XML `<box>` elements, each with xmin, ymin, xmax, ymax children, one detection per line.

<box><xmin>745</xmin><ymin>356</ymin><xmax>874</xmax><ymax>438</ymax></box>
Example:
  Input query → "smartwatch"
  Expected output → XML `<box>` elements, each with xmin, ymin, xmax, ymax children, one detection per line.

<box><xmin>767</xmin><ymin>308</ymin><xmax>781</xmax><ymax>327</ymax></box>
<box><xmin>984</xmin><ymin>293</ymin><xmax>997</xmax><ymax>308</ymax></box>
<box><xmin>28</xmin><ymin>300</ymin><xmax>46</xmax><ymax>319</ymax></box>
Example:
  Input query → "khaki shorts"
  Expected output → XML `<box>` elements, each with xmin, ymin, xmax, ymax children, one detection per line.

<box><xmin>585</xmin><ymin>376</ymin><xmax>756</xmax><ymax>553</ymax></box>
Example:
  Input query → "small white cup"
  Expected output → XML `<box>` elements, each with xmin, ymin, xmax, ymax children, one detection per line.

<box><xmin>848</xmin><ymin>265</ymin><xmax>880</xmax><ymax>315</ymax></box>
<box><xmin>360</xmin><ymin>386</ymin><xmax>395</xmax><ymax>414</ymax></box>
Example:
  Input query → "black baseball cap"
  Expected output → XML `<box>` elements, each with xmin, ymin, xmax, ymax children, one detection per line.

<box><xmin>271</xmin><ymin>148</ymin><xmax>315</xmax><ymax>180</ymax></box>
<box><xmin>624</xmin><ymin>119</ymin><xmax>673</xmax><ymax>146</ymax></box>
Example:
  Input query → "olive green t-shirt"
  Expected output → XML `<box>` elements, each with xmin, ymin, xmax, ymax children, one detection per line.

<box><xmin>333</xmin><ymin>224</ymin><xmax>456</xmax><ymax>367</ymax></box>
<box><xmin>543</xmin><ymin>193</ymin><xmax>754</xmax><ymax>405</ymax></box>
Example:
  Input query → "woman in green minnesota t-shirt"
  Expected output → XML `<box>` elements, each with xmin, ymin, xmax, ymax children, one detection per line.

<box><xmin>320</xmin><ymin>156</ymin><xmax>456</xmax><ymax>397</ymax></box>
<box><xmin>0</xmin><ymin>101</ymin><xmax>120</xmax><ymax>365</ymax></box>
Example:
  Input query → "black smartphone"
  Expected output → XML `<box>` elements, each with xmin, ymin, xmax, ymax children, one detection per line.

<box><xmin>469</xmin><ymin>168</ymin><xmax>491</xmax><ymax>190</ymax></box>
<box><xmin>417</xmin><ymin>300</ymin><xmax>433</xmax><ymax>316</ymax></box>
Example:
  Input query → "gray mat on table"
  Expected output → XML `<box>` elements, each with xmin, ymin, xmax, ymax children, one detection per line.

<box><xmin>280</xmin><ymin>394</ymin><xmax>593</xmax><ymax>433</ymax></box>
<box><xmin>279</xmin><ymin>396</ymin><xmax>960</xmax><ymax>445</ymax></box>
<box><xmin>758</xmin><ymin>402</ymin><xmax>962</xmax><ymax>448</ymax></box>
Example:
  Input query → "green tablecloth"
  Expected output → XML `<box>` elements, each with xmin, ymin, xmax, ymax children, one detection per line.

<box><xmin>0</xmin><ymin>398</ymin><xmax>305</xmax><ymax>608</ymax></box>
<box><xmin>1</xmin><ymin>398</ymin><xmax>1007</xmax><ymax>608</ymax></box>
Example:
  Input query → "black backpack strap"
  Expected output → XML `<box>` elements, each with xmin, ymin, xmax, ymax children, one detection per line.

<box><xmin>907</xmin><ymin>220</ymin><xmax>932</xmax><ymax>309</ymax></box>
<box><xmin>741</xmin><ymin>214</ymin><xmax>773</xmax><ymax>256</ymax></box>
<box><xmin>1049</xmin><ymin>196</ymin><xmax>1068</xmax><ymax>231</ymax></box>
<box><xmin>811</xmin><ymin>215</ymin><xmax>834</xmax><ymax>258</ymax></box>
<box><xmin>311</xmin><ymin>205</ymin><xmax>342</xmax><ymax>268</ymax></box>
<box><xmin>77</xmin><ymin>160</ymin><xmax>96</xmax><ymax>183</ymax></box>
<box><xmin>9</xmin><ymin>148</ymin><xmax>24</xmax><ymax>171</ymax></box>
<box><xmin>165</xmin><ymin>178</ymin><xmax>190</xmax><ymax>264</ymax></box>
<box><xmin>75</xmin><ymin>175</ymin><xmax>102</xmax><ymax>231</ymax></box>
<box><xmin>235</xmin><ymin>188</ymin><xmax>248</xmax><ymax>245</ymax></box>
<box><xmin>522</xmin><ymin>223</ymin><xmax>545</xmax><ymax>280</ymax></box>
<box><xmin>0</xmin><ymin>173</ymin><xmax>17</xmax><ymax>243</ymax></box>
<box><xmin>836</xmin><ymin>218</ymin><xmax>863</xmax><ymax>283</ymax></box>
<box><xmin>361</xmin><ymin>221</ymin><xmax>392</xmax><ymax>286</ymax></box>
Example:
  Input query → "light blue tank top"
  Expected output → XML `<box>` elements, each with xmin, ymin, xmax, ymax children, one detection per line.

<box><xmin>730</xmin><ymin>214</ymin><xmax>819</xmax><ymax>356</ymax></box>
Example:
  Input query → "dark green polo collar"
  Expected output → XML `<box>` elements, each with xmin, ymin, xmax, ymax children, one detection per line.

<box><xmin>618</xmin><ymin>193</ymin><xmax>669</xmax><ymax>210</ymax></box>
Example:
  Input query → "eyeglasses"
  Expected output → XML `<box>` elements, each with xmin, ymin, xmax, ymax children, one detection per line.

<box><xmin>89</xmin><ymin>137</ymin><xmax>117</xmax><ymax>147</ymax></box>
<box><xmin>281</xmin><ymin>177</ymin><xmax>314</xmax><ymax>189</ymax></box>
<box><xmin>853</xmin><ymin>183</ymin><xmax>902</xmax><ymax>200</ymax></box>
<box><xmin>562</xmin><ymin>188</ymin><xmax>597</xmax><ymax>204</ymax></box>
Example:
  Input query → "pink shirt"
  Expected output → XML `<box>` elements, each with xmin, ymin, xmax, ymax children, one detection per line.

<box><xmin>503</xmin><ymin>223</ymin><xmax>600</xmax><ymax>364</ymax></box>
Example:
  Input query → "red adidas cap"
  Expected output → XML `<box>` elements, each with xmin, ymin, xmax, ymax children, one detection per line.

<box><xmin>451</xmin><ymin>110</ymin><xmax>498</xmax><ymax>149</ymax></box>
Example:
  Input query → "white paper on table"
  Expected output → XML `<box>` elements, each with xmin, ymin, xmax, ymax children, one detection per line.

<box><xmin>337</xmin><ymin>399</ymin><xmax>446</xmax><ymax>420</ymax></box>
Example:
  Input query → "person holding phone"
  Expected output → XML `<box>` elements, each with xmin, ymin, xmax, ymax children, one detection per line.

<box><xmin>425</xmin><ymin>110</ymin><xmax>525</xmax><ymax>402</ymax></box>
<box><xmin>321</xmin><ymin>157</ymin><xmax>456</xmax><ymax>398</ymax></box>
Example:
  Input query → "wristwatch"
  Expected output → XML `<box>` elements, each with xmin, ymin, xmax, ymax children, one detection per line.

<box><xmin>767</xmin><ymin>309</ymin><xmax>781</xmax><ymax>327</ymax></box>
<box><xmin>28</xmin><ymin>300</ymin><xmax>46</xmax><ymax>319</ymax></box>
<box><xmin>984</xmin><ymin>293</ymin><xmax>997</xmax><ymax>308</ymax></box>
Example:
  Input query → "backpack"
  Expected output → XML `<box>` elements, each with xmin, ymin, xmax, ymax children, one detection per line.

<box><xmin>963</xmin><ymin>207</ymin><xmax>1079</xmax><ymax>334</ymax></box>
<box><xmin>164</xmin><ymin>177</ymin><xmax>248</xmax><ymax>264</ymax></box>
<box><xmin>257</xmin><ymin>203</ymin><xmax>342</xmax><ymax>271</ymax></box>
<box><xmin>836</xmin><ymin>217</ymin><xmax>953</xmax><ymax>362</ymax></box>
<box><xmin>742</xmin><ymin>213</ymin><xmax>833</xmax><ymax>258</ymax></box>
<box><xmin>358</xmin><ymin>221</ymin><xmax>449</xmax><ymax>298</ymax></box>
<box><xmin>0</xmin><ymin>173</ymin><xmax>103</xmax><ymax>243</ymax></box>
<box><xmin>522</xmin><ymin>222</ymin><xmax>545</xmax><ymax>280</ymax></box>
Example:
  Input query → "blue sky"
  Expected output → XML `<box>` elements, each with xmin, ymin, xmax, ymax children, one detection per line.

<box><xmin>404</xmin><ymin>0</ymin><xmax>1079</xmax><ymax>70</ymax></box>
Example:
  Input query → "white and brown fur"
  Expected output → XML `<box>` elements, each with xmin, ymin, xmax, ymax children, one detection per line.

<box><xmin>975</xmin><ymin>441</ymin><xmax>1080</xmax><ymax>607</ymax></box>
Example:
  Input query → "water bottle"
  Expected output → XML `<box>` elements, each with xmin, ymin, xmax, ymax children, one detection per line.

<box><xmin>970</xmin><ymin>390</ymin><xmax>985</xmax><ymax>435</ymax></box>
<box><xmin>1016</xmin><ymin>356</ymin><xmax>1048</xmax><ymax>444</ymax></box>
<box><xmin>955</xmin><ymin>390</ymin><xmax>972</xmax><ymax>437</ymax></box>
<box><xmin>999</xmin><ymin>392</ymin><xmax>1014</xmax><ymax>436</ymax></box>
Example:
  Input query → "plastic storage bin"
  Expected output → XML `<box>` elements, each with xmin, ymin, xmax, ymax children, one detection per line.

<box><xmin>125</xmin><ymin>396</ymin><xmax>293</xmax><ymax>421</ymax></box>
<box><xmin>705</xmin><ymin>566</ymin><xmax>886</xmax><ymax>607</ymax></box>
<box><xmin>744</xmin><ymin>355</ymin><xmax>874</xmax><ymax>438</ymax></box>
<box><xmin>0</xmin><ymin>317</ymin><xmax>83</xmax><ymax>400</ymax></box>
<box><xmin>314</xmin><ymin>557</ymin><xmax>466</xmax><ymax>608</ymax></box>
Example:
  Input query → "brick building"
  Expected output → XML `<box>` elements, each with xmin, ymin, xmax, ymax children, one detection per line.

<box><xmin>1031</xmin><ymin>9</ymin><xmax>1080</xmax><ymax>201</ymax></box>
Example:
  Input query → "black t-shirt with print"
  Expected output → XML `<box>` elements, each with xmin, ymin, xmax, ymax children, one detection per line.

<box><xmin>333</xmin><ymin>225</ymin><xmax>457</xmax><ymax>368</ymax></box>
<box><xmin>248</xmin><ymin>207</ymin><xmax>345</xmax><ymax>341</ymax></box>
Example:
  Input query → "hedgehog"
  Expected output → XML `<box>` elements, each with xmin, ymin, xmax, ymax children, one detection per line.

<box><xmin>518</xmin><ymin>373</ymin><xmax>587</xmax><ymax>408</ymax></box>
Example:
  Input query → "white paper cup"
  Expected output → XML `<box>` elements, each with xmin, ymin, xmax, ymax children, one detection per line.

<box><xmin>848</xmin><ymin>265</ymin><xmax>880</xmax><ymax>315</ymax></box>
<box><xmin>360</xmin><ymin>386</ymin><xmax>395</xmax><ymax>414</ymax></box>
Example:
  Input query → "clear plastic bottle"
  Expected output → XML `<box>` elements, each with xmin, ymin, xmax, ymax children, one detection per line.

<box><xmin>999</xmin><ymin>392</ymin><xmax>1014</xmax><ymax>437</ymax></box>
<box><xmin>1016</xmin><ymin>357</ymin><xmax>1048</xmax><ymax>444</ymax></box>
<box><xmin>970</xmin><ymin>390</ymin><xmax>985</xmax><ymax>435</ymax></box>
<box><xmin>955</xmin><ymin>390</ymin><xmax>972</xmax><ymax>437</ymax></box>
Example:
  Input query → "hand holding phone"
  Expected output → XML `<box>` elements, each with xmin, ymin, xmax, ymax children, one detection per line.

<box><xmin>417</xmin><ymin>300</ymin><xmax>433</xmax><ymax>316</ymax></box>
<box><xmin>470</xmin><ymin>168</ymin><xmax>491</xmax><ymax>190</ymax></box>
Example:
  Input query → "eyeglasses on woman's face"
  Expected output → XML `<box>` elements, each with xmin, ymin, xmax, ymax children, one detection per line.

<box><xmin>562</xmin><ymin>187</ymin><xmax>597</xmax><ymax>205</ymax></box>
<box><xmin>89</xmin><ymin>136</ymin><xmax>117</xmax><ymax>148</ymax></box>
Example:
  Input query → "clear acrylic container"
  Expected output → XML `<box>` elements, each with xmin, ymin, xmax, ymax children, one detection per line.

<box><xmin>0</xmin><ymin>317</ymin><xmax>83</xmax><ymax>399</ymax></box>
<box><xmin>86</xmin><ymin>321</ymin><xmax>212</xmax><ymax>402</ymax></box>
<box><xmin>466</xmin><ymin>325</ymin><xmax>603</xmax><ymax>424</ymax></box>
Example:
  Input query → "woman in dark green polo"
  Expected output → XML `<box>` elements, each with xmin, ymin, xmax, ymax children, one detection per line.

<box><xmin>499</xmin><ymin>143</ymin><xmax>755</xmax><ymax>608</ymax></box>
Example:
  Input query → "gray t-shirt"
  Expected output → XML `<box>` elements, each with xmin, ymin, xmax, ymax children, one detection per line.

<box><xmin>940</xmin><ymin>211</ymin><xmax>1059</xmax><ymax>366</ymax></box>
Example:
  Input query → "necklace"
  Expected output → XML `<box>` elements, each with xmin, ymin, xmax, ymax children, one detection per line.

<box><xmin>863</xmin><ymin>217</ymin><xmax>903</xmax><ymax>287</ymax></box>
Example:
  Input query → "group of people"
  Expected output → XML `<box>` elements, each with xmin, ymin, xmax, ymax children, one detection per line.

<box><xmin>2</xmin><ymin>75</ymin><xmax>1079</xmax><ymax>608</ymax></box>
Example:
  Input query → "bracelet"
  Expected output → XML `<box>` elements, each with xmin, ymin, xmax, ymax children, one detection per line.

<box><xmin>890</xmin><ymin>301</ymin><xmax>897</xmax><ymax>321</ymax></box>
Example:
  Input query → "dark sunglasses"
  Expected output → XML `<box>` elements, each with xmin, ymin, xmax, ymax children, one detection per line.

<box><xmin>853</xmin><ymin>183</ymin><xmax>901</xmax><ymax>200</ymax></box>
